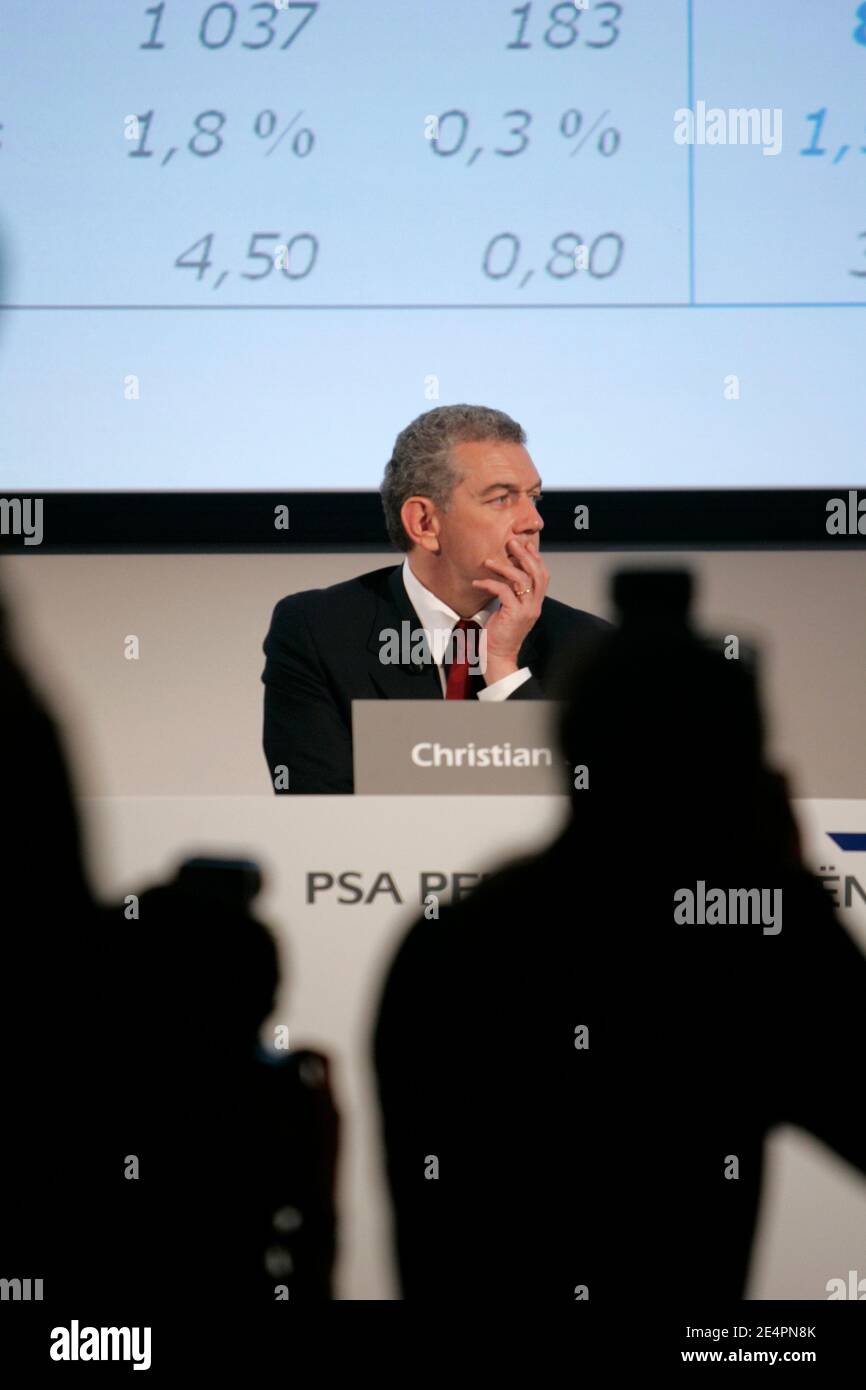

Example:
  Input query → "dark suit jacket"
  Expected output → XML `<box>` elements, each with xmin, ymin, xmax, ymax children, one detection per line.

<box><xmin>261</xmin><ymin>563</ymin><xmax>608</xmax><ymax>793</ymax></box>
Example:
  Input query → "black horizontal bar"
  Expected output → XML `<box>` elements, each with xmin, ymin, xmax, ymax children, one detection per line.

<box><xmin>1</xmin><ymin>489</ymin><xmax>864</xmax><ymax>553</ymax></box>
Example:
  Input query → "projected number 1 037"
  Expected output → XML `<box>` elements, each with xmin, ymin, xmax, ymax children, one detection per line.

<box><xmin>140</xmin><ymin>2</ymin><xmax>319</xmax><ymax>51</ymax></box>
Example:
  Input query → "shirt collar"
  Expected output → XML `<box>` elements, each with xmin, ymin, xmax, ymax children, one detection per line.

<box><xmin>401</xmin><ymin>556</ymin><xmax>499</xmax><ymax>664</ymax></box>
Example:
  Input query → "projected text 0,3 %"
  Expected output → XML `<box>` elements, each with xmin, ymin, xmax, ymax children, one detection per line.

<box><xmin>425</xmin><ymin>107</ymin><xmax>620</xmax><ymax>163</ymax></box>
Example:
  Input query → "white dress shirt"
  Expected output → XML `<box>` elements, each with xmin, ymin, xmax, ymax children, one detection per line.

<box><xmin>401</xmin><ymin>556</ymin><xmax>533</xmax><ymax>700</ymax></box>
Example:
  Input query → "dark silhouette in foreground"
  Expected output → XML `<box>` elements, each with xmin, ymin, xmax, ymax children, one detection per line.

<box><xmin>106</xmin><ymin>863</ymin><xmax>338</xmax><ymax>1306</ymax></box>
<box><xmin>373</xmin><ymin>569</ymin><xmax>866</xmax><ymax>1302</ymax></box>
<box><xmin>0</xmin><ymin>595</ymin><xmax>337</xmax><ymax>1322</ymax></box>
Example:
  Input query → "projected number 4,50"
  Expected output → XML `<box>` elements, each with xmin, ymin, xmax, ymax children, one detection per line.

<box><xmin>175</xmin><ymin>232</ymin><xmax>318</xmax><ymax>288</ymax></box>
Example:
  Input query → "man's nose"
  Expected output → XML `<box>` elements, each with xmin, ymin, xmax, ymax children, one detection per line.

<box><xmin>516</xmin><ymin>495</ymin><xmax>544</xmax><ymax>535</ymax></box>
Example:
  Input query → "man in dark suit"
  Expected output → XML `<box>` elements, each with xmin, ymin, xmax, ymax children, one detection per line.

<box><xmin>262</xmin><ymin>404</ymin><xmax>608</xmax><ymax>793</ymax></box>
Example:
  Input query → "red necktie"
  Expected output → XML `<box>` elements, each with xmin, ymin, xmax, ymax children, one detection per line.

<box><xmin>444</xmin><ymin>618</ymin><xmax>483</xmax><ymax>700</ymax></box>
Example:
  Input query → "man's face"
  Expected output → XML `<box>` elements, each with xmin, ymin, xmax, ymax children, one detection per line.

<box><xmin>435</xmin><ymin>438</ymin><xmax>544</xmax><ymax>584</ymax></box>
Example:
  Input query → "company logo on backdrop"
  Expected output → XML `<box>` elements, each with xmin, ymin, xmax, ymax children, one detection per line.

<box><xmin>302</xmin><ymin>823</ymin><xmax>866</xmax><ymax>912</ymax></box>
<box><xmin>816</xmin><ymin>833</ymin><xmax>866</xmax><ymax>914</ymax></box>
<box><xmin>826</xmin><ymin>833</ymin><xmax>866</xmax><ymax>852</ymax></box>
<box><xmin>306</xmin><ymin>871</ymin><xmax>486</xmax><ymax>906</ymax></box>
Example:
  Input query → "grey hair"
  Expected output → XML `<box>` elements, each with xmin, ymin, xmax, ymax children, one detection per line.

<box><xmin>380</xmin><ymin>404</ymin><xmax>527</xmax><ymax>552</ymax></box>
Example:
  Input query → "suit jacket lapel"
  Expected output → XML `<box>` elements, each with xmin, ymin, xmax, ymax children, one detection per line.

<box><xmin>364</xmin><ymin>566</ymin><xmax>442</xmax><ymax>699</ymax></box>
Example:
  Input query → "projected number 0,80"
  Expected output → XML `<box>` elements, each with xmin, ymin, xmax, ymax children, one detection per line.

<box><xmin>482</xmin><ymin>231</ymin><xmax>624</xmax><ymax>285</ymax></box>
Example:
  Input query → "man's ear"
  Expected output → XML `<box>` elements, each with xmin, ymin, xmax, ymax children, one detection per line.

<box><xmin>400</xmin><ymin>497</ymin><xmax>440</xmax><ymax>552</ymax></box>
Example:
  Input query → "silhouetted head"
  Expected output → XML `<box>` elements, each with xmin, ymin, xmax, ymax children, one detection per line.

<box><xmin>132</xmin><ymin>867</ymin><xmax>281</xmax><ymax>1061</ymax></box>
<box><xmin>556</xmin><ymin>569</ymin><xmax>792</xmax><ymax>871</ymax></box>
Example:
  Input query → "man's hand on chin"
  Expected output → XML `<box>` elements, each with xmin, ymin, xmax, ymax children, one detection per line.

<box><xmin>471</xmin><ymin>535</ymin><xmax>550</xmax><ymax>684</ymax></box>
